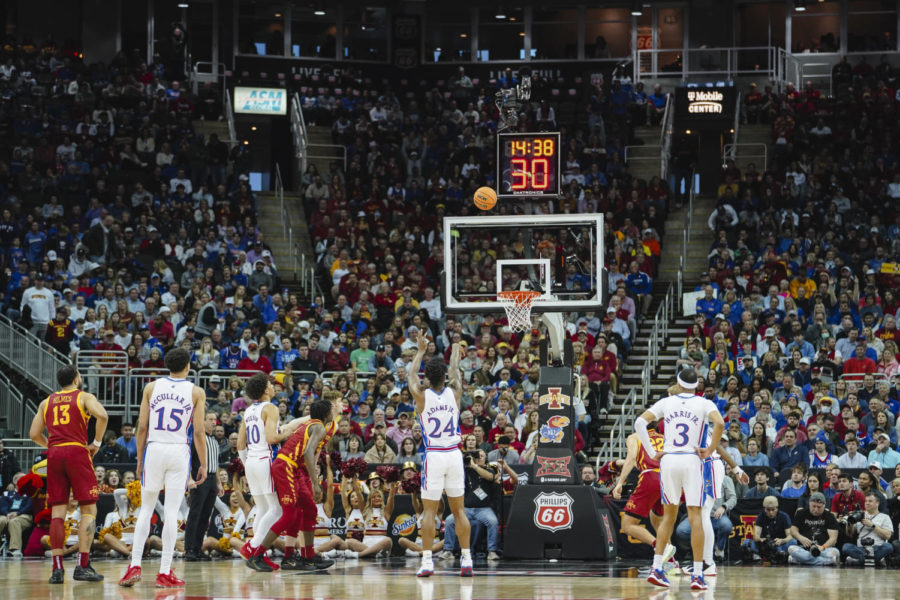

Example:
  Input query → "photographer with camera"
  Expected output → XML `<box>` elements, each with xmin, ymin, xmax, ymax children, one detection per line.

<box><xmin>742</xmin><ymin>496</ymin><xmax>796</xmax><ymax>563</ymax></box>
<box><xmin>787</xmin><ymin>492</ymin><xmax>840</xmax><ymax>565</ymax></box>
<box><xmin>840</xmin><ymin>491</ymin><xmax>893</xmax><ymax>566</ymax></box>
<box><xmin>438</xmin><ymin>450</ymin><xmax>505</xmax><ymax>561</ymax></box>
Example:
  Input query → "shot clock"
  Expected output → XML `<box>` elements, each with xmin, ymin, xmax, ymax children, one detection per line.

<box><xmin>497</xmin><ymin>132</ymin><xmax>561</xmax><ymax>199</ymax></box>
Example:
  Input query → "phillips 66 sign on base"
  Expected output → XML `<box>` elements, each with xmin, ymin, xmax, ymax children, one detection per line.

<box><xmin>533</xmin><ymin>492</ymin><xmax>574</xmax><ymax>533</ymax></box>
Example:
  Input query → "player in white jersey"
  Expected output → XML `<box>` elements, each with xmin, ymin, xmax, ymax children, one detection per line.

<box><xmin>235</xmin><ymin>372</ymin><xmax>303</xmax><ymax>566</ymax></box>
<box><xmin>119</xmin><ymin>348</ymin><xmax>207</xmax><ymax>589</ymax></box>
<box><xmin>681</xmin><ymin>428</ymin><xmax>748</xmax><ymax>577</ymax></box>
<box><xmin>408</xmin><ymin>334</ymin><xmax>472</xmax><ymax>578</ymax></box>
<box><xmin>634</xmin><ymin>369</ymin><xmax>724</xmax><ymax>591</ymax></box>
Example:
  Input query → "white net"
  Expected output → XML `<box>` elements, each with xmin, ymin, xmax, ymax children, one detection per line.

<box><xmin>497</xmin><ymin>291</ymin><xmax>541</xmax><ymax>332</ymax></box>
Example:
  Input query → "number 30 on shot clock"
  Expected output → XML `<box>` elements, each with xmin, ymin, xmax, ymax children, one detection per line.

<box><xmin>497</xmin><ymin>132</ymin><xmax>561</xmax><ymax>199</ymax></box>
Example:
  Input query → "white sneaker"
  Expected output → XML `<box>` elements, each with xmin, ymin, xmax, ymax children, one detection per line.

<box><xmin>435</xmin><ymin>550</ymin><xmax>454</xmax><ymax>561</ymax></box>
<box><xmin>376</xmin><ymin>548</ymin><xmax>390</xmax><ymax>558</ymax></box>
<box><xmin>487</xmin><ymin>551</ymin><xmax>501</xmax><ymax>561</ymax></box>
<box><xmin>9</xmin><ymin>550</ymin><xmax>23</xmax><ymax>559</ymax></box>
<box><xmin>322</xmin><ymin>549</ymin><xmax>341</xmax><ymax>559</ymax></box>
<box><xmin>416</xmin><ymin>559</ymin><xmax>435</xmax><ymax>577</ymax></box>
<box><xmin>460</xmin><ymin>555</ymin><xmax>474</xmax><ymax>577</ymax></box>
<box><xmin>714</xmin><ymin>548</ymin><xmax>725</xmax><ymax>561</ymax></box>
<box><xmin>405</xmin><ymin>548</ymin><xmax>420</xmax><ymax>557</ymax></box>
<box><xmin>343</xmin><ymin>550</ymin><xmax>359</xmax><ymax>559</ymax></box>
<box><xmin>704</xmin><ymin>563</ymin><xmax>717</xmax><ymax>577</ymax></box>
<box><xmin>661</xmin><ymin>544</ymin><xmax>677</xmax><ymax>563</ymax></box>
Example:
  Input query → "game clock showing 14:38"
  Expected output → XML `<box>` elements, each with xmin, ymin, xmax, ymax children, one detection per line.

<box><xmin>497</xmin><ymin>132</ymin><xmax>561</xmax><ymax>199</ymax></box>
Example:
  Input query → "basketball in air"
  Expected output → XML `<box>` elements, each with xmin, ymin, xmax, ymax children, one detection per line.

<box><xmin>473</xmin><ymin>186</ymin><xmax>497</xmax><ymax>211</ymax></box>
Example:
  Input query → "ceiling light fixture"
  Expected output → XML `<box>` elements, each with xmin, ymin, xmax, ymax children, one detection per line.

<box><xmin>314</xmin><ymin>9</ymin><xmax>326</xmax><ymax>15</ymax></box>
<box><xmin>794</xmin><ymin>0</ymin><xmax>807</xmax><ymax>11</ymax></box>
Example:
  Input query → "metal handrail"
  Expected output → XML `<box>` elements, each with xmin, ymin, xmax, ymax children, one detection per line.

<box><xmin>660</xmin><ymin>93</ymin><xmax>675</xmax><ymax>182</ymax></box>
<box><xmin>727</xmin><ymin>91</ymin><xmax>742</xmax><ymax>161</ymax></box>
<box><xmin>224</xmin><ymin>88</ymin><xmax>237</xmax><ymax>147</ymax></box>
<box><xmin>678</xmin><ymin>170</ymin><xmax>697</xmax><ymax>315</ymax></box>
<box><xmin>306</xmin><ymin>144</ymin><xmax>348</xmax><ymax>171</ymax></box>
<box><xmin>723</xmin><ymin>143</ymin><xmax>768</xmax><ymax>171</ymax></box>
<box><xmin>291</xmin><ymin>92</ymin><xmax>309</xmax><ymax>174</ymax></box>
<box><xmin>0</xmin><ymin>314</ymin><xmax>71</xmax><ymax>395</ymax></box>
<box><xmin>1</xmin><ymin>438</ymin><xmax>44</xmax><ymax>470</ymax></box>
<box><xmin>274</xmin><ymin>162</ymin><xmax>298</xmax><ymax>281</ymax></box>
<box><xmin>635</xmin><ymin>45</ymin><xmax>782</xmax><ymax>82</ymax></box>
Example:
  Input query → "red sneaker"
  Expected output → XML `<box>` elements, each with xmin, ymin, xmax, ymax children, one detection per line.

<box><xmin>119</xmin><ymin>566</ymin><xmax>142</xmax><ymax>588</ymax></box>
<box><xmin>262</xmin><ymin>554</ymin><xmax>281</xmax><ymax>571</ymax></box>
<box><xmin>239</xmin><ymin>541</ymin><xmax>253</xmax><ymax>560</ymax></box>
<box><xmin>155</xmin><ymin>571</ymin><xmax>186</xmax><ymax>588</ymax></box>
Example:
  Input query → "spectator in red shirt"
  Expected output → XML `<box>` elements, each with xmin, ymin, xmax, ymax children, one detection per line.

<box><xmin>323</xmin><ymin>337</ymin><xmax>349</xmax><ymax>370</ymax></box>
<box><xmin>843</xmin><ymin>344</ymin><xmax>877</xmax><ymax>380</ymax></box>
<box><xmin>581</xmin><ymin>340</ymin><xmax>616</xmax><ymax>414</ymax></box>
<box><xmin>142</xmin><ymin>346</ymin><xmax>166</xmax><ymax>375</ymax></box>
<box><xmin>95</xmin><ymin>329</ymin><xmax>124</xmax><ymax>353</ymax></box>
<box><xmin>237</xmin><ymin>341</ymin><xmax>272</xmax><ymax>373</ymax></box>
<box><xmin>148</xmin><ymin>306</ymin><xmax>175</xmax><ymax>347</ymax></box>
<box><xmin>830</xmin><ymin>473</ymin><xmax>865</xmax><ymax>517</ymax></box>
<box><xmin>487</xmin><ymin>413</ymin><xmax>512</xmax><ymax>445</ymax></box>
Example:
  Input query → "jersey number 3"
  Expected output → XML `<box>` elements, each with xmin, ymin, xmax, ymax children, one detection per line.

<box><xmin>154</xmin><ymin>407</ymin><xmax>184</xmax><ymax>432</ymax></box>
<box><xmin>672</xmin><ymin>423</ymin><xmax>690</xmax><ymax>447</ymax></box>
<box><xmin>427</xmin><ymin>417</ymin><xmax>455</xmax><ymax>438</ymax></box>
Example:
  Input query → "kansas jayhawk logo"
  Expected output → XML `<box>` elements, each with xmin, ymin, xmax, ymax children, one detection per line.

<box><xmin>539</xmin><ymin>387</ymin><xmax>571</xmax><ymax>409</ymax></box>
<box><xmin>539</xmin><ymin>415</ymin><xmax>570</xmax><ymax>443</ymax></box>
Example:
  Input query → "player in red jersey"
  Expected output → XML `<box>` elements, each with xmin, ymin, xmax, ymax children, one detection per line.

<box><xmin>280</xmin><ymin>390</ymin><xmax>343</xmax><ymax>559</ymax></box>
<box><xmin>612</xmin><ymin>427</ymin><xmax>677</xmax><ymax>566</ymax></box>
<box><xmin>29</xmin><ymin>364</ymin><xmax>109</xmax><ymax>584</ymax></box>
<box><xmin>246</xmin><ymin>398</ymin><xmax>334</xmax><ymax>572</ymax></box>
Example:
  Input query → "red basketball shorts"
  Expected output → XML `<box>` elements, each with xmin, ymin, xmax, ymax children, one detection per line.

<box><xmin>624</xmin><ymin>469</ymin><xmax>663</xmax><ymax>519</ymax></box>
<box><xmin>47</xmin><ymin>444</ymin><xmax>99</xmax><ymax>506</ymax></box>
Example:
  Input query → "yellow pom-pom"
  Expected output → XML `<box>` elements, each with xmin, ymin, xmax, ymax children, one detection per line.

<box><xmin>99</xmin><ymin>520</ymin><xmax>124</xmax><ymax>540</ymax></box>
<box><xmin>64</xmin><ymin>523</ymin><xmax>72</xmax><ymax>541</ymax></box>
<box><xmin>217</xmin><ymin>535</ymin><xmax>233</xmax><ymax>554</ymax></box>
<box><xmin>126</xmin><ymin>481</ymin><xmax>142</xmax><ymax>508</ymax></box>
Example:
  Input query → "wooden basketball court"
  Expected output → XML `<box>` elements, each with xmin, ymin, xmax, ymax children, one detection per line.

<box><xmin>0</xmin><ymin>557</ymin><xmax>894</xmax><ymax>599</ymax></box>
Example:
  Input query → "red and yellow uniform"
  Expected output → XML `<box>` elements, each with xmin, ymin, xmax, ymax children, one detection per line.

<box><xmin>624</xmin><ymin>430</ymin><xmax>664</xmax><ymax>519</ymax></box>
<box><xmin>271</xmin><ymin>419</ymin><xmax>321</xmax><ymax>531</ymax></box>
<box><xmin>44</xmin><ymin>389</ymin><xmax>99</xmax><ymax>506</ymax></box>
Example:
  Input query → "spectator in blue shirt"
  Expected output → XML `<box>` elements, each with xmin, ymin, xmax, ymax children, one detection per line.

<box><xmin>625</xmin><ymin>261</ymin><xmax>653</xmax><ymax>316</ymax></box>
<box><xmin>274</xmin><ymin>338</ymin><xmax>300</xmax><ymax>370</ymax></box>
<box><xmin>24</xmin><ymin>222</ymin><xmax>47</xmax><ymax>265</ymax></box>
<box><xmin>220</xmin><ymin>339</ymin><xmax>244</xmax><ymax>369</ymax></box>
<box><xmin>115</xmin><ymin>423</ymin><xmax>138</xmax><ymax>459</ymax></box>
<box><xmin>252</xmin><ymin>286</ymin><xmax>277</xmax><ymax>325</ymax></box>
<box><xmin>780</xmin><ymin>464</ymin><xmax>808</xmax><ymax>498</ymax></box>
<box><xmin>696</xmin><ymin>285</ymin><xmax>723</xmax><ymax>321</ymax></box>
<box><xmin>771</xmin><ymin>429</ymin><xmax>806</xmax><ymax>479</ymax></box>
<box><xmin>744</xmin><ymin>468</ymin><xmax>781</xmax><ymax>499</ymax></box>
<box><xmin>786</xmin><ymin>331</ymin><xmax>816</xmax><ymax>361</ymax></box>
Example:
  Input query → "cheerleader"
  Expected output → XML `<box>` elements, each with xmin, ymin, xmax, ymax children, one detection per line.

<box><xmin>337</xmin><ymin>474</ymin><xmax>394</xmax><ymax>558</ymax></box>
<box><xmin>201</xmin><ymin>491</ymin><xmax>246</xmax><ymax>557</ymax></box>
<box><xmin>313</xmin><ymin>456</ymin><xmax>345</xmax><ymax>557</ymax></box>
<box><xmin>99</xmin><ymin>486</ymin><xmax>163</xmax><ymax>557</ymax></box>
<box><xmin>40</xmin><ymin>496</ymin><xmax>82</xmax><ymax>556</ymax></box>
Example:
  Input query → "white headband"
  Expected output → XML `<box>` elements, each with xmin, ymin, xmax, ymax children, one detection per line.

<box><xmin>677</xmin><ymin>373</ymin><xmax>699</xmax><ymax>390</ymax></box>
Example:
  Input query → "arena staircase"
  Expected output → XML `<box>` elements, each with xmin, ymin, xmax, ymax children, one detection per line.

<box><xmin>256</xmin><ymin>189</ymin><xmax>316</xmax><ymax>303</ymax></box>
<box><xmin>730</xmin><ymin>123</ymin><xmax>770</xmax><ymax>174</ymax></box>
<box><xmin>591</xmin><ymin>193</ymin><xmax>717</xmax><ymax>464</ymax></box>
<box><xmin>627</xmin><ymin>124</ymin><xmax>666</xmax><ymax>184</ymax></box>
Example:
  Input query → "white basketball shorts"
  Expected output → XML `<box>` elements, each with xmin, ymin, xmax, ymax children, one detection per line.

<box><xmin>421</xmin><ymin>447</ymin><xmax>464</xmax><ymax>501</ymax></box>
<box><xmin>659</xmin><ymin>452</ymin><xmax>704</xmax><ymax>507</ymax></box>
<box><xmin>141</xmin><ymin>442</ymin><xmax>191</xmax><ymax>493</ymax></box>
<box><xmin>244</xmin><ymin>454</ymin><xmax>274</xmax><ymax>496</ymax></box>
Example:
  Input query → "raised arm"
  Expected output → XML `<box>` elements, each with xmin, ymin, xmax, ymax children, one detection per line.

<box><xmin>29</xmin><ymin>399</ymin><xmax>49</xmax><ymax>448</ymax></box>
<box><xmin>323</xmin><ymin>456</ymin><xmax>335</xmax><ymax>516</ymax></box>
<box><xmin>448</xmin><ymin>342</ymin><xmax>463</xmax><ymax>406</ymax></box>
<box><xmin>232</xmin><ymin>473</ymin><xmax>252</xmax><ymax>516</ymax></box>
<box><xmin>385</xmin><ymin>481</ymin><xmax>397</xmax><ymax>521</ymax></box>
<box><xmin>408</xmin><ymin>333</ymin><xmax>429</xmax><ymax>414</ymax></box>
<box><xmin>339</xmin><ymin>477</ymin><xmax>352</xmax><ymax>515</ymax></box>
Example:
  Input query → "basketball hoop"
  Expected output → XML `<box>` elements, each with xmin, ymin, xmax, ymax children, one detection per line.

<box><xmin>497</xmin><ymin>290</ymin><xmax>541</xmax><ymax>332</ymax></box>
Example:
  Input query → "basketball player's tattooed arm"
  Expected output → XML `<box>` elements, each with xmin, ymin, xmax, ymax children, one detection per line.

<box><xmin>81</xmin><ymin>391</ymin><xmax>108</xmax><ymax>456</ymax></box>
<box><xmin>408</xmin><ymin>331</ymin><xmax>429</xmax><ymax>414</ymax></box>
<box><xmin>612</xmin><ymin>433</ymin><xmax>641</xmax><ymax>500</ymax></box>
<box><xmin>448</xmin><ymin>342</ymin><xmax>463</xmax><ymax>406</ymax></box>
<box><xmin>716</xmin><ymin>438</ymin><xmax>749</xmax><ymax>485</ymax></box>
<box><xmin>304</xmin><ymin>424</ymin><xmax>326</xmax><ymax>501</ymax></box>
<box><xmin>28</xmin><ymin>398</ymin><xmax>49</xmax><ymax>448</ymax></box>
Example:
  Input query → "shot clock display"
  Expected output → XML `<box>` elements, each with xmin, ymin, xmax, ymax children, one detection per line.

<box><xmin>497</xmin><ymin>132</ymin><xmax>561</xmax><ymax>198</ymax></box>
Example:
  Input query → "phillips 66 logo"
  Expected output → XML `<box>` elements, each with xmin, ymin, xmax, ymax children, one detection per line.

<box><xmin>533</xmin><ymin>492</ymin><xmax>574</xmax><ymax>532</ymax></box>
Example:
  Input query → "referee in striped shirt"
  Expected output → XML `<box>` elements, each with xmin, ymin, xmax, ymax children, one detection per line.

<box><xmin>185</xmin><ymin>412</ymin><xmax>220</xmax><ymax>560</ymax></box>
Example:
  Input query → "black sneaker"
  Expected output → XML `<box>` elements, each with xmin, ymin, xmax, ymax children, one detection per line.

<box><xmin>184</xmin><ymin>551</ymin><xmax>202</xmax><ymax>562</ymax></box>
<box><xmin>73</xmin><ymin>564</ymin><xmax>104</xmax><ymax>582</ymax></box>
<box><xmin>49</xmin><ymin>569</ymin><xmax>65</xmax><ymax>584</ymax></box>
<box><xmin>303</xmin><ymin>555</ymin><xmax>335</xmax><ymax>570</ymax></box>
<box><xmin>246</xmin><ymin>554</ymin><xmax>274</xmax><ymax>573</ymax></box>
<box><xmin>198</xmin><ymin>552</ymin><xmax>212</xmax><ymax>561</ymax></box>
<box><xmin>280</xmin><ymin>555</ymin><xmax>305</xmax><ymax>571</ymax></box>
